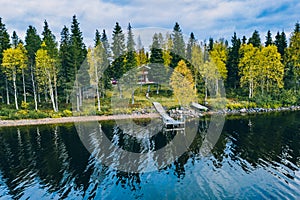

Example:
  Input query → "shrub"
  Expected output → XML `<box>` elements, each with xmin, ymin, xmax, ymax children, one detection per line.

<box><xmin>21</xmin><ymin>101</ymin><xmax>29</xmax><ymax>110</ymax></box>
<box><xmin>63</xmin><ymin>109</ymin><xmax>73</xmax><ymax>117</ymax></box>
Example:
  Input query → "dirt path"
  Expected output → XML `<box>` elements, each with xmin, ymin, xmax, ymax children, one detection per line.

<box><xmin>0</xmin><ymin>113</ymin><xmax>160</xmax><ymax>127</ymax></box>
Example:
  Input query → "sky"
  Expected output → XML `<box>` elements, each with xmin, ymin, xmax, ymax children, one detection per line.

<box><xmin>0</xmin><ymin>0</ymin><xmax>299</xmax><ymax>48</ymax></box>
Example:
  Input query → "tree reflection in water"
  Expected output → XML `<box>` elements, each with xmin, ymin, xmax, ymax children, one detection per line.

<box><xmin>0</xmin><ymin>111</ymin><xmax>299</xmax><ymax>199</ymax></box>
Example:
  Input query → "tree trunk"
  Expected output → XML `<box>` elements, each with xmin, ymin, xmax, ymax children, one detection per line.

<box><xmin>5</xmin><ymin>77</ymin><xmax>10</xmax><ymax>105</ymax></box>
<box><xmin>54</xmin><ymin>74</ymin><xmax>58</xmax><ymax>111</ymax></box>
<box><xmin>47</xmin><ymin>71</ymin><xmax>57</xmax><ymax>112</ymax></box>
<box><xmin>215</xmin><ymin>79</ymin><xmax>219</xmax><ymax>97</ymax></box>
<box><xmin>76</xmin><ymin>79</ymin><xmax>80</xmax><ymax>112</ymax></box>
<box><xmin>13</xmin><ymin>72</ymin><xmax>18</xmax><ymax>110</ymax></box>
<box><xmin>22</xmin><ymin>68</ymin><xmax>26</xmax><ymax>103</ymax></box>
<box><xmin>205</xmin><ymin>78</ymin><xmax>208</xmax><ymax>102</ymax></box>
<box><xmin>118</xmin><ymin>83</ymin><xmax>123</xmax><ymax>98</ymax></box>
<box><xmin>131</xmin><ymin>90</ymin><xmax>135</xmax><ymax>105</ymax></box>
<box><xmin>156</xmin><ymin>82</ymin><xmax>159</xmax><ymax>94</ymax></box>
<box><xmin>96</xmin><ymin>86</ymin><xmax>101</xmax><ymax>112</ymax></box>
<box><xmin>31</xmin><ymin>65</ymin><xmax>38</xmax><ymax>111</ymax></box>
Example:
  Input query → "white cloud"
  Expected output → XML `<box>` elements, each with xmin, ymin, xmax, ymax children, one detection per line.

<box><xmin>0</xmin><ymin>0</ymin><xmax>299</xmax><ymax>46</ymax></box>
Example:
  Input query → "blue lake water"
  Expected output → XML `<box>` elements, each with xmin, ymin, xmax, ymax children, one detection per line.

<box><xmin>0</xmin><ymin>112</ymin><xmax>299</xmax><ymax>199</ymax></box>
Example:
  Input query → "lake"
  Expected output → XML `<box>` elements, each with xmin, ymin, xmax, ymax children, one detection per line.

<box><xmin>0</xmin><ymin>112</ymin><xmax>299</xmax><ymax>199</ymax></box>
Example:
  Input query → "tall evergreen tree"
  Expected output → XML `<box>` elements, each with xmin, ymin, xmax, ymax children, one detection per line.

<box><xmin>94</xmin><ymin>29</ymin><xmax>101</xmax><ymax>47</ymax></box>
<box><xmin>25</xmin><ymin>26</ymin><xmax>41</xmax><ymax>66</ymax></box>
<box><xmin>186</xmin><ymin>32</ymin><xmax>196</xmax><ymax>61</ymax></box>
<box><xmin>274</xmin><ymin>31</ymin><xmax>287</xmax><ymax>57</ymax></box>
<box><xmin>125</xmin><ymin>23</ymin><xmax>137</xmax><ymax>72</ymax></box>
<box><xmin>226</xmin><ymin>32</ymin><xmax>241</xmax><ymax>89</ymax></box>
<box><xmin>42</xmin><ymin>20</ymin><xmax>58</xmax><ymax>58</ymax></box>
<box><xmin>170</xmin><ymin>22</ymin><xmax>185</xmax><ymax>68</ymax></box>
<box><xmin>265</xmin><ymin>30</ymin><xmax>273</xmax><ymax>46</ymax></box>
<box><xmin>248</xmin><ymin>30</ymin><xmax>261</xmax><ymax>47</ymax></box>
<box><xmin>149</xmin><ymin>33</ymin><xmax>167</xmax><ymax>94</ymax></box>
<box><xmin>11</xmin><ymin>31</ymin><xmax>20</xmax><ymax>48</ymax></box>
<box><xmin>242</xmin><ymin>36</ymin><xmax>247</xmax><ymax>44</ymax></box>
<box><xmin>111</xmin><ymin>22</ymin><xmax>125</xmax><ymax>79</ymax></box>
<box><xmin>59</xmin><ymin>26</ymin><xmax>72</xmax><ymax>103</ymax></box>
<box><xmin>0</xmin><ymin>18</ymin><xmax>11</xmax><ymax>104</ymax></box>
<box><xmin>284</xmin><ymin>22</ymin><xmax>300</xmax><ymax>90</ymax></box>
<box><xmin>25</xmin><ymin>25</ymin><xmax>41</xmax><ymax>110</ymax></box>
<box><xmin>69</xmin><ymin>15</ymin><xmax>87</xmax><ymax>111</ymax></box>
<box><xmin>208</xmin><ymin>37</ymin><xmax>214</xmax><ymax>51</ymax></box>
<box><xmin>101</xmin><ymin>29</ymin><xmax>111</xmax><ymax>89</ymax></box>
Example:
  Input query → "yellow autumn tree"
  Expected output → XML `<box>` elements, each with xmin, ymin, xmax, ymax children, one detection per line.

<box><xmin>170</xmin><ymin>60</ymin><xmax>196</xmax><ymax>106</ymax></box>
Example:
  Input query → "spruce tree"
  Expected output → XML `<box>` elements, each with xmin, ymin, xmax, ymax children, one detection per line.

<box><xmin>248</xmin><ymin>30</ymin><xmax>261</xmax><ymax>47</ymax></box>
<box><xmin>170</xmin><ymin>22</ymin><xmax>185</xmax><ymax>68</ymax></box>
<box><xmin>25</xmin><ymin>25</ymin><xmax>42</xmax><ymax>110</ymax></box>
<box><xmin>265</xmin><ymin>30</ymin><xmax>273</xmax><ymax>46</ymax></box>
<box><xmin>186</xmin><ymin>32</ymin><xmax>196</xmax><ymax>61</ymax></box>
<box><xmin>25</xmin><ymin>26</ymin><xmax>41</xmax><ymax>66</ymax></box>
<box><xmin>226</xmin><ymin>32</ymin><xmax>241</xmax><ymax>89</ymax></box>
<box><xmin>94</xmin><ymin>29</ymin><xmax>101</xmax><ymax>47</ymax></box>
<box><xmin>284</xmin><ymin>22</ymin><xmax>300</xmax><ymax>90</ymax></box>
<box><xmin>125</xmin><ymin>23</ymin><xmax>137</xmax><ymax>72</ymax></box>
<box><xmin>11</xmin><ymin>31</ymin><xmax>20</xmax><ymax>48</ymax></box>
<box><xmin>101</xmin><ymin>29</ymin><xmax>111</xmax><ymax>89</ymax></box>
<box><xmin>274</xmin><ymin>31</ymin><xmax>287</xmax><ymax>57</ymax></box>
<box><xmin>59</xmin><ymin>26</ymin><xmax>73</xmax><ymax>102</ymax></box>
<box><xmin>0</xmin><ymin>18</ymin><xmax>10</xmax><ymax>104</ymax></box>
<box><xmin>111</xmin><ymin>22</ymin><xmax>125</xmax><ymax>79</ymax></box>
<box><xmin>42</xmin><ymin>20</ymin><xmax>58</xmax><ymax>58</ymax></box>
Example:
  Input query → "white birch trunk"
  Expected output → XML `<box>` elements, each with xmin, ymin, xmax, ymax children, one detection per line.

<box><xmin>5</xmin><ymin>77</ymin><xmax>10</xmax><ymax>105</ymax></box>
<box><xmin>13</xmin><ymin>71</ymin><xmax>18</xmax><ymax>110</ymax></box>
<box><xmin>31</xmin><ymin>65</ymin><xmax>38</xmax><ymax>111</ymax></box>
<box><xmin>47</xmin><ymin>71</ymin><xmax>57</xmax><ymax>112</ymax></box>
<box><xmin>22</xmin><ymin>68</ymin><xmax>26</xmax><ymax>103</ymax></box>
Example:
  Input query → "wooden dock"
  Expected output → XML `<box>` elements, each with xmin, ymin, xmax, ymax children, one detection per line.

<box><xmin>190</xmin><ymin>102</ymin><xmax>208</xmax><ymax>111</ymax></box>
<box><xmin>153</xmin><ymin>102</ymin><xmax>185</xmax><ymax>130</ymax></box>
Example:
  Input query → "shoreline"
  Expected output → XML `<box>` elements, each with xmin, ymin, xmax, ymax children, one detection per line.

<box><xmin>1</xmin><ymin>106</ymin><xmax>300</xmax><ymax>128</ymax></box>
<box><xmin>0</xmin><ymin>113</ymin><xmax>160</xmax><ymax>128</ymax></box>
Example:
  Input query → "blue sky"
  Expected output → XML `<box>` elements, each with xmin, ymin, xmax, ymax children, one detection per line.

<box><xmin>0</xmin><ymin>0</ymin><xmax>299</xmax><ymax>47</ymax></box>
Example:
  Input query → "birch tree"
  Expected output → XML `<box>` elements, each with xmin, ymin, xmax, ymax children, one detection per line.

<box><xmin>36</xmin><ymin>42</ymin><xmax>59</xmax><ymax>112</ymax></box>
<box><xmin>2</xmin><ymin>44</ymin><xmax>27</xmax><ymax>110</ymax></box>
<box><xmin>87</xmin><ymin>43</ymin><xmax>105</xmax><ymax>111</ymax></box>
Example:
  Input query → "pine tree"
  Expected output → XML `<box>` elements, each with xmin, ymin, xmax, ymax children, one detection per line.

<box><xmin>94</xmin><ymin>29</ymin><xmax>101</xmax><ymax>47</ymax></box>
<box><xmin>11</xmin><ymin>31</ymin><xmax>20</xmax><ymax>48</ymax></box>
<box><xmin>208</xmin><ymin>38</ymin><xmax>214</xmax><ymax>51</ymax></box>
<box><xmin>186</xmin><ymin>32</ymin><xmax>196</xmax><ymax>61</ymax></box>
<box><xmin>125</xmin><ymin>23</ymin><xmax>137</xmax><ymax>72</ymax></box>
<box><xmin>25</xmin><ymin>25</ymin><xmax>41</xmax><ymax>110</ymax></box>
<box><xmin>265</xmin><ymin>30</ymin><xmax>273</xmax><ymax>46</ymax></box>
<box><xmin>59</xmin><ymin>26</ymin><xmax>72</xmax><ymax>103</ymax></box>
<box><xmin>274</xmin><ymin>31</ymin><xmax>287</xmax><ymax>57</ymax></box>
<box><xmin>242</xmin><ymin>36</ymin><xmax>247</xmax><ymax>44</ymax></box>
<box><xmin>69</xmin><ymin>15</ymin><xmax>87</xmax><ymax>111</ymax></box>
<box><xmin>42</xmin><ymin>20</ymin><xmax>58</xmax><ymax>58</ymax></box>
<box><xmin>101</xmin><ymin>29</ymin><xmax>111</xmax><ymax>89</ymax></box>
<box><xmin>0</xmin><ymin>18</ymin><xmax>11</xmax><ymax>104</ymax></box>
<box><xmin>111</xmin><ymin>22</ymin><xmax>125</xmax><ymax>79</ymax></box>
<box><xmin>170</xmin><ymin>22</ymin><xmax>185</xmax><ymax>68</ymax></box>
<box><xmin>226</xmin><ymin>32</ymin><xmax>241</xmax><ymax>89</ymax></box>
<box><xmin>149</xmin><ymin>33</ymin><xmax>165</xmax><ymax>94</ymax></box>
<box><xmin>284</xmin><ymin>22</ymin><xmax>300</xmax><ymax>90</ymax></box>
<box><xmin>248</xmin><ymin>30</ymin><xmax>261</xmax><ymax>47</ymax></box>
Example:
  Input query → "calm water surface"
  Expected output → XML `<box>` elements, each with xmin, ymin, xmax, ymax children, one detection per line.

<box><xmin>0</xmin><ymin>112</ymin><xmax>299</xmax><ymax>199</ymax></box>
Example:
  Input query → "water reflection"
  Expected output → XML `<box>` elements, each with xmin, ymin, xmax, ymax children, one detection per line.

<box><xmin>0</xmin><ymin>112</ymin><xmax>299</xmax><ymax>199</ymax></box>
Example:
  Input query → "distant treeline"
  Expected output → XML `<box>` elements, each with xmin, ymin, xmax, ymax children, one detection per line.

<box><xmin>0</xmin><ymin>15</ymin><xmax>299</xmax><ymax>113</ymax></box>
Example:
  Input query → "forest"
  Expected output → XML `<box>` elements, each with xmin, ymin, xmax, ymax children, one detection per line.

<box><xmin>0</xmin><ymin>15</ymin><xmax>299</xmax><ymax>119</ymax></box>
